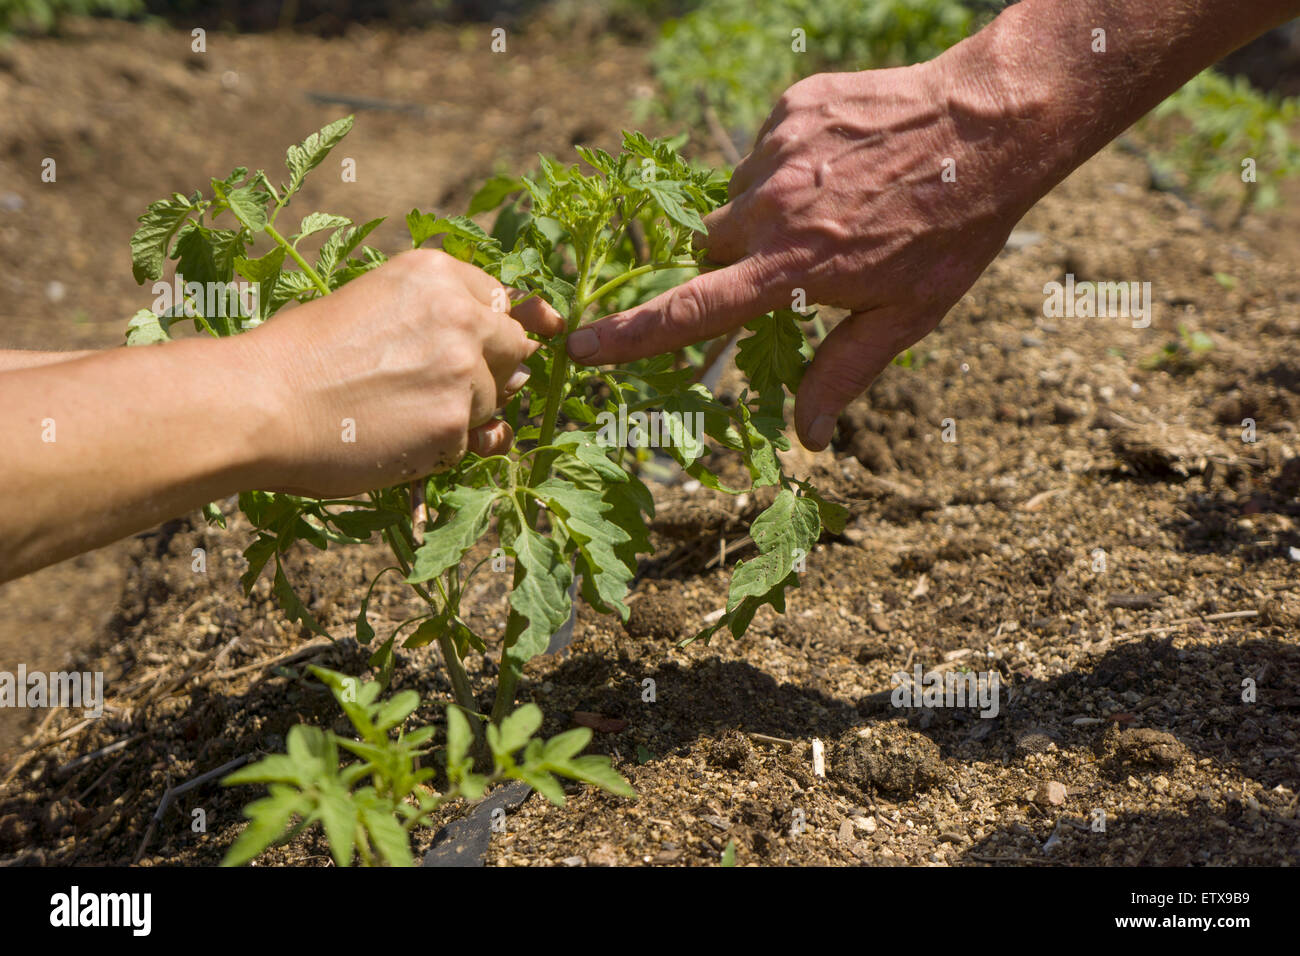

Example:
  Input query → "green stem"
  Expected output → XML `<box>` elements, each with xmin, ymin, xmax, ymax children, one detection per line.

<box><xmin>265</xmin><ymin>223</ymin><xmax>331</xmax><ymax>297</ymax></box>
<box><xmin>382</xmin><ymin>524</ymin><xmax>478</xmax><ymax>718</ymax></box>
<box><xmin>491</xmin><ymin>265</ymin><xmax>594</xmax><ymax>725</ymax></box>
<box><xmin>583</xmin><ymin>259</ymin><xmax>697</xmax><ymax>310</ymax></box>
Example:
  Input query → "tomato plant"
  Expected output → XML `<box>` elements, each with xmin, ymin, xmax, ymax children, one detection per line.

<box><xmin>126</xmin><ymin>117</ymin><xmax>843</xmax><ymax>864</ymax></box>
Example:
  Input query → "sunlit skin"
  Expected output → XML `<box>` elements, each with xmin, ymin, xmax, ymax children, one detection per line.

<box><xmin>569</xmin><ymin>0</ymin><xmax>1300</xmax><ymax>450</ymax></box>
<box><xmin>0</xmin><ymin>250</ymin><xmax>562</xmax><ymax>583</ymax></box>
<box><xmin>4</xmin><ymin>0</ymin><xmax>1299</xmax><ymax>582</ymax></box>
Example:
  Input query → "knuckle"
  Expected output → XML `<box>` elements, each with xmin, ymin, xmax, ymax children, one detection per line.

<box><xmin>439</xmin><ymin>341</ymin><xmax>480</xmax><ymax>380</ymax></box>
<box><xmin>663</xmin><ymin>282</ymin><xmax>708</xmax><ymax>333</ymax></box>
<box><xmin>404</xmin><ymin>247</ymin><xmax>449</xmax><ymax>272</ymax></box>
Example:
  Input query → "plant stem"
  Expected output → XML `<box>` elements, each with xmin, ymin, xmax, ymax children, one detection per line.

<box><xmin>264</xmin><ymin>223</ymin><xmax>332</xmax><ymax>297</ymax></box>
<box><xmin>491</xmin><ymin>264</ymin><xmax>596</xmax><ymax>725</ymax></box>
<box><xmin>381</xmin><ymin>524</ymin><xmax>478</xmax><ymax>717</ymax></box>
<box><xmin>583</xmin><ymin>258</ymin><xmax>697</xmax><ymax>308</ymax></box>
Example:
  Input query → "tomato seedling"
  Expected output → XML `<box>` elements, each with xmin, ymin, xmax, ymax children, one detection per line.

<box><xmin>126</xmin><ymin>117</ymin><xmax>843</xmax><ymax>865</ymax></box>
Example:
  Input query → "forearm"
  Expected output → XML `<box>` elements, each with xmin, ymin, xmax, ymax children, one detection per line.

<box><xmin>0</xmin><ymin>335</ymin><xmax>280</xmax><ymax>582</ymax></box>
<box><xmin>937</xmin><ymin>0</ymin><xmax>1300</xmax><ymax>210</ymax></box>
<box><xmin>0</xmin><ymin>349</ymin><xmax>98</xmax><ymax>372</ymax></box>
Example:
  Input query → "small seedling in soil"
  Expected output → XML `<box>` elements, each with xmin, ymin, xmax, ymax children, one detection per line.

<box><xmin>221</xmin><ymin>666</ymin><xmax>632</xmax><ymax>867</ymax></box>
<box><xmin>126</xmin><ymin>117</ymin><xmax>843</xmax><ymax>865</ymax></box>
<box><xmin>1139</xmin><ymin>324</ymin><xmax>1215</xmax><ymax>373</ymax></box>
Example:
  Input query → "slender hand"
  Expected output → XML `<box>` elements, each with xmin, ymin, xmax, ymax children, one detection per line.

<box><xmin>0</xmin><ymin>249</ymin><xmax>562</xmax><ymax>583</ymax></box>
<box><xmin>568</xmin><ymin>0</ymin><xmax>1300</xmax><ymax>450</ymax></box>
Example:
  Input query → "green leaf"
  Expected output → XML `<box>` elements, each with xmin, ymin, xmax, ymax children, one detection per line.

<box><xmin>518</xmin><ymin>763</ymin><xmax>567</xmax><ymax>806</ymax></box>
<box><xmin>805</xmin><ymin>486</ymin><xmax>849</xmax><ymax>536</ymax></box>
<box><xmin>446</xmin><ymin>705</ymin><xmax>472</xmax><ymax>770</ymax></box>
<box><xmin>498</xmin><ymin>246</ymin><xmax>543</xmax><ymax>286</ymax></box>
<box><xmin>503</xmin><ymin>525</ymin><xmax>573</xmax><ymax>670</ymax></box>
<box><xmin>488</xmin><ymin>703</ymin><xmax>543</xmax><ymax>759</ymax></box>
<box><xmin>553</xmin><ymin>431</ymin><xmax>628</xmax><ymax>485</ymax></box>
<box><xmin>272</xmin><ymin>560</ymin><xmax>331</xmax><ymax>638</ymax></box>
<box><xmin>468</xmin><ymin>174</ymin><xmax>523</xmax><ymax>216</ymax></box>
<box><xmin>330</xmin><ymin>508</ymin><xmax>403</xmax><ymax>540</ymax></box>
<box><xmin>402</xmin><ymin>616</ymin><xmax>444</xmax><ymax>649</ymax></box>
<box><xmin>562</xmin><ymin>755</ymin><xmax>636</xmax><ymax>798</ymax></box>
<box><xmin>221</xmin><ymin>784</ymin><xmax>310</xmax><ymax>867</ymax></box>
<box><xmin>239</xmin><ymin>534</ymin><xmax>278</xmax><ymax>594</ymax></box>
<box><xmin>374</xmin><ymin>690</ymin><xmax>420</xmax><ymax>731</ymax></box>
<box><xmin>297</xmin><ymin>212</ymin><xmax>351</xmax><ymax>243</ymax></box>
<box><xmin>406</xmin><ymin>211</ymin><xmax>493</xmax><ymax>256</ymax></box>
<box><xmin>130</xmin><ymin>193</ymin><xmax>195</xmax><ymax>284</ymax></box>
<box><xmin>225</xmin><ymin>185</ymin><xmax>271</xmax><ymax>234</ymax></box>
<box><xmin>284</xmin><ymin>116</ymin><xmax>354</xmax><ymax>198</ymax></box>
<box><xmin>173</xmin><ymin>222</ymin><xmax>244</xmax><ymax>288</ymax></box>
<box><xmin>124</xmin><ymin>309</ymin><xmax>173</xmax><ymax>346</ymax></box>
<box><xmin>361</xmin><ymin>802</ymin><xmax>413</xmax><ymax>867</ymax></box>
<box><xmin>532</xmin><ymin>477</ymin><xmax>634</xmax><ymax>618</ymax></box>
<box><xmin>234</xmin><ymin>246</ymin><xmax>287</xmax><ymax>321</ymax></box>
<box><xmin>201</xmin><ymin>501</ymin><xmax>227</xmax><ymax>529</ymax></box>
<box><xmin>735</xmin><ymin>310</ymin><xmax>812</xmax><ymax>411</ymax></box>
<box><xmin>407</xmin><ymin>486</ymin><xmax>499</xmax><ymax>584</ymax></box>
<box><xmin>542</xmin><ymin>727</ymin><xmax>591</xmax><ymax>763</ymax></box>
<box><xmin>269</xmin><ymin>269</ymin><xmax>319</xmax><ymax>311</ymax></box>
<box><xmin>645</xmin><ymin>179</ymin><xmax>706</xmax><ymax>233</ymax></box>
<box><xmin>445</xmin><ymin>705</ymin><xmax>487</xmax><ymax>800</ymax></box>
<box><xmin>316</xmin><ymin>785</ymin><xmax>358</xmax><ymax>867</ymax></box>
<box><xmin>318</xmin><ymin>217</ymin><xmax>384</xmax><ymax>279</ymax></box>
<box><xmin>694</xmin><ymin>489</ymin><xmax>821</xmax><ymax>644</ymax></box>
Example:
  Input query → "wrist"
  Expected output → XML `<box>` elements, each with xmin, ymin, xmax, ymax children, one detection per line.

<box><xmin>222</xmin><ymin>326</ymin><xmax>307</xmax><ymax>492</ymax></box>
<box><xmin>926</xmin><ymin>7</ymin><xmax>1078</xmax><ymax>213</ymax></box>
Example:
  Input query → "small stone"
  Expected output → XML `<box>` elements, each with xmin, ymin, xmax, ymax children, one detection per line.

<box><xmin>561</xmin><ymin>855</ymin><xmax>584</xmax><ymax>867</ymax></box>
<box><xmin>45</xmin><ymin>280</ymin><xmax>66</xmax><ymax>303</ymax></box>
<box><xmin>1114</xmin><ymin>728</ymin><xmax>1186</xmax><ymax>768</ymax></box>
<box><xmin>1152</xmin><ymin>775</ymin><xmax>1169</xmax><ymax>794</ymax></box>
<box><xmin>1004</xmin><ymin>230</ymin><xmax>1043</xmax><ymax>251</ymax></box>
<box><xmin>0</xmin><ymin>192</ymin><xmax>24</xmax><ymax>212</ymax></box>
<box><xmin>838</xmin><ymin>819</ymin><xmax>854</xmax><ymax>844</ymax></box>
<box><xmin>1035</xmin><ymin>780</ymin><xmax>1067</xmax><ymax>806</ymax></box>
<box><xmin>587</xmin><ymin>844</ymin><xmax>617</xmax><ymax>867</ymax></box>
<box><xmin>852</xmin><ymin>815</ymin><xmax>877</xmax><ymax>835</ymax></box>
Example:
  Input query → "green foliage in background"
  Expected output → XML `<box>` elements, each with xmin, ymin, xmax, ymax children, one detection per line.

<box><xmin>1148</xmin><ymin>69</ymin><xmax>1300</xmax><ymax>225</ymax></box>
<box><xmin>0</xmin><ymin>0</ymin><xmax>143</xmax><ymax>34</ymax></box>
<box><xmin>650</xmin><ymin>0</ymin><xmax>973</xmax><ymax>139</ymax></box>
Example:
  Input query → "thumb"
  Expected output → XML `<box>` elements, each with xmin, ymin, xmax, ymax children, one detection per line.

<box><xmin>567</xmin><ymin>256</ymin><xmax>783</xmax><ymax>365</ymax></box>
<box><xmin>794</xmin><ymin>307</ymin><xmax>931</xmax><ymax>451</ymax></box>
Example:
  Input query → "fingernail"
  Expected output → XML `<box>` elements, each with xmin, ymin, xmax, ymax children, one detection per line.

<box><xmin>504</xmin><ymin>364</ymin><xmax>531</xmax><ymax>394</ymax></box>
<box><xmin>567</xmin><ymin>327</ymin><xmax>599</xmax><ymax>360</ymax></box>
<box><xmin>808</xmin><ymin>413</ymin><xmax>837</xmax><ymax>450</ymax></box>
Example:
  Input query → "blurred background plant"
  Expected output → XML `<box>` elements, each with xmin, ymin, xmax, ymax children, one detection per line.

<box><xmin>0</xmin><ymin>0</ymin><xmax>144</xmax><ymax>35</ymax></box>
<box><xmin>647</xmin><ymin>0</ymin><xmax>975</xmax><ymax>152</ymax></box>
<box><xmin>1142</xmin><ymin>69</ymin><xmax>1300</xmax><ymax>227</ymax></box>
